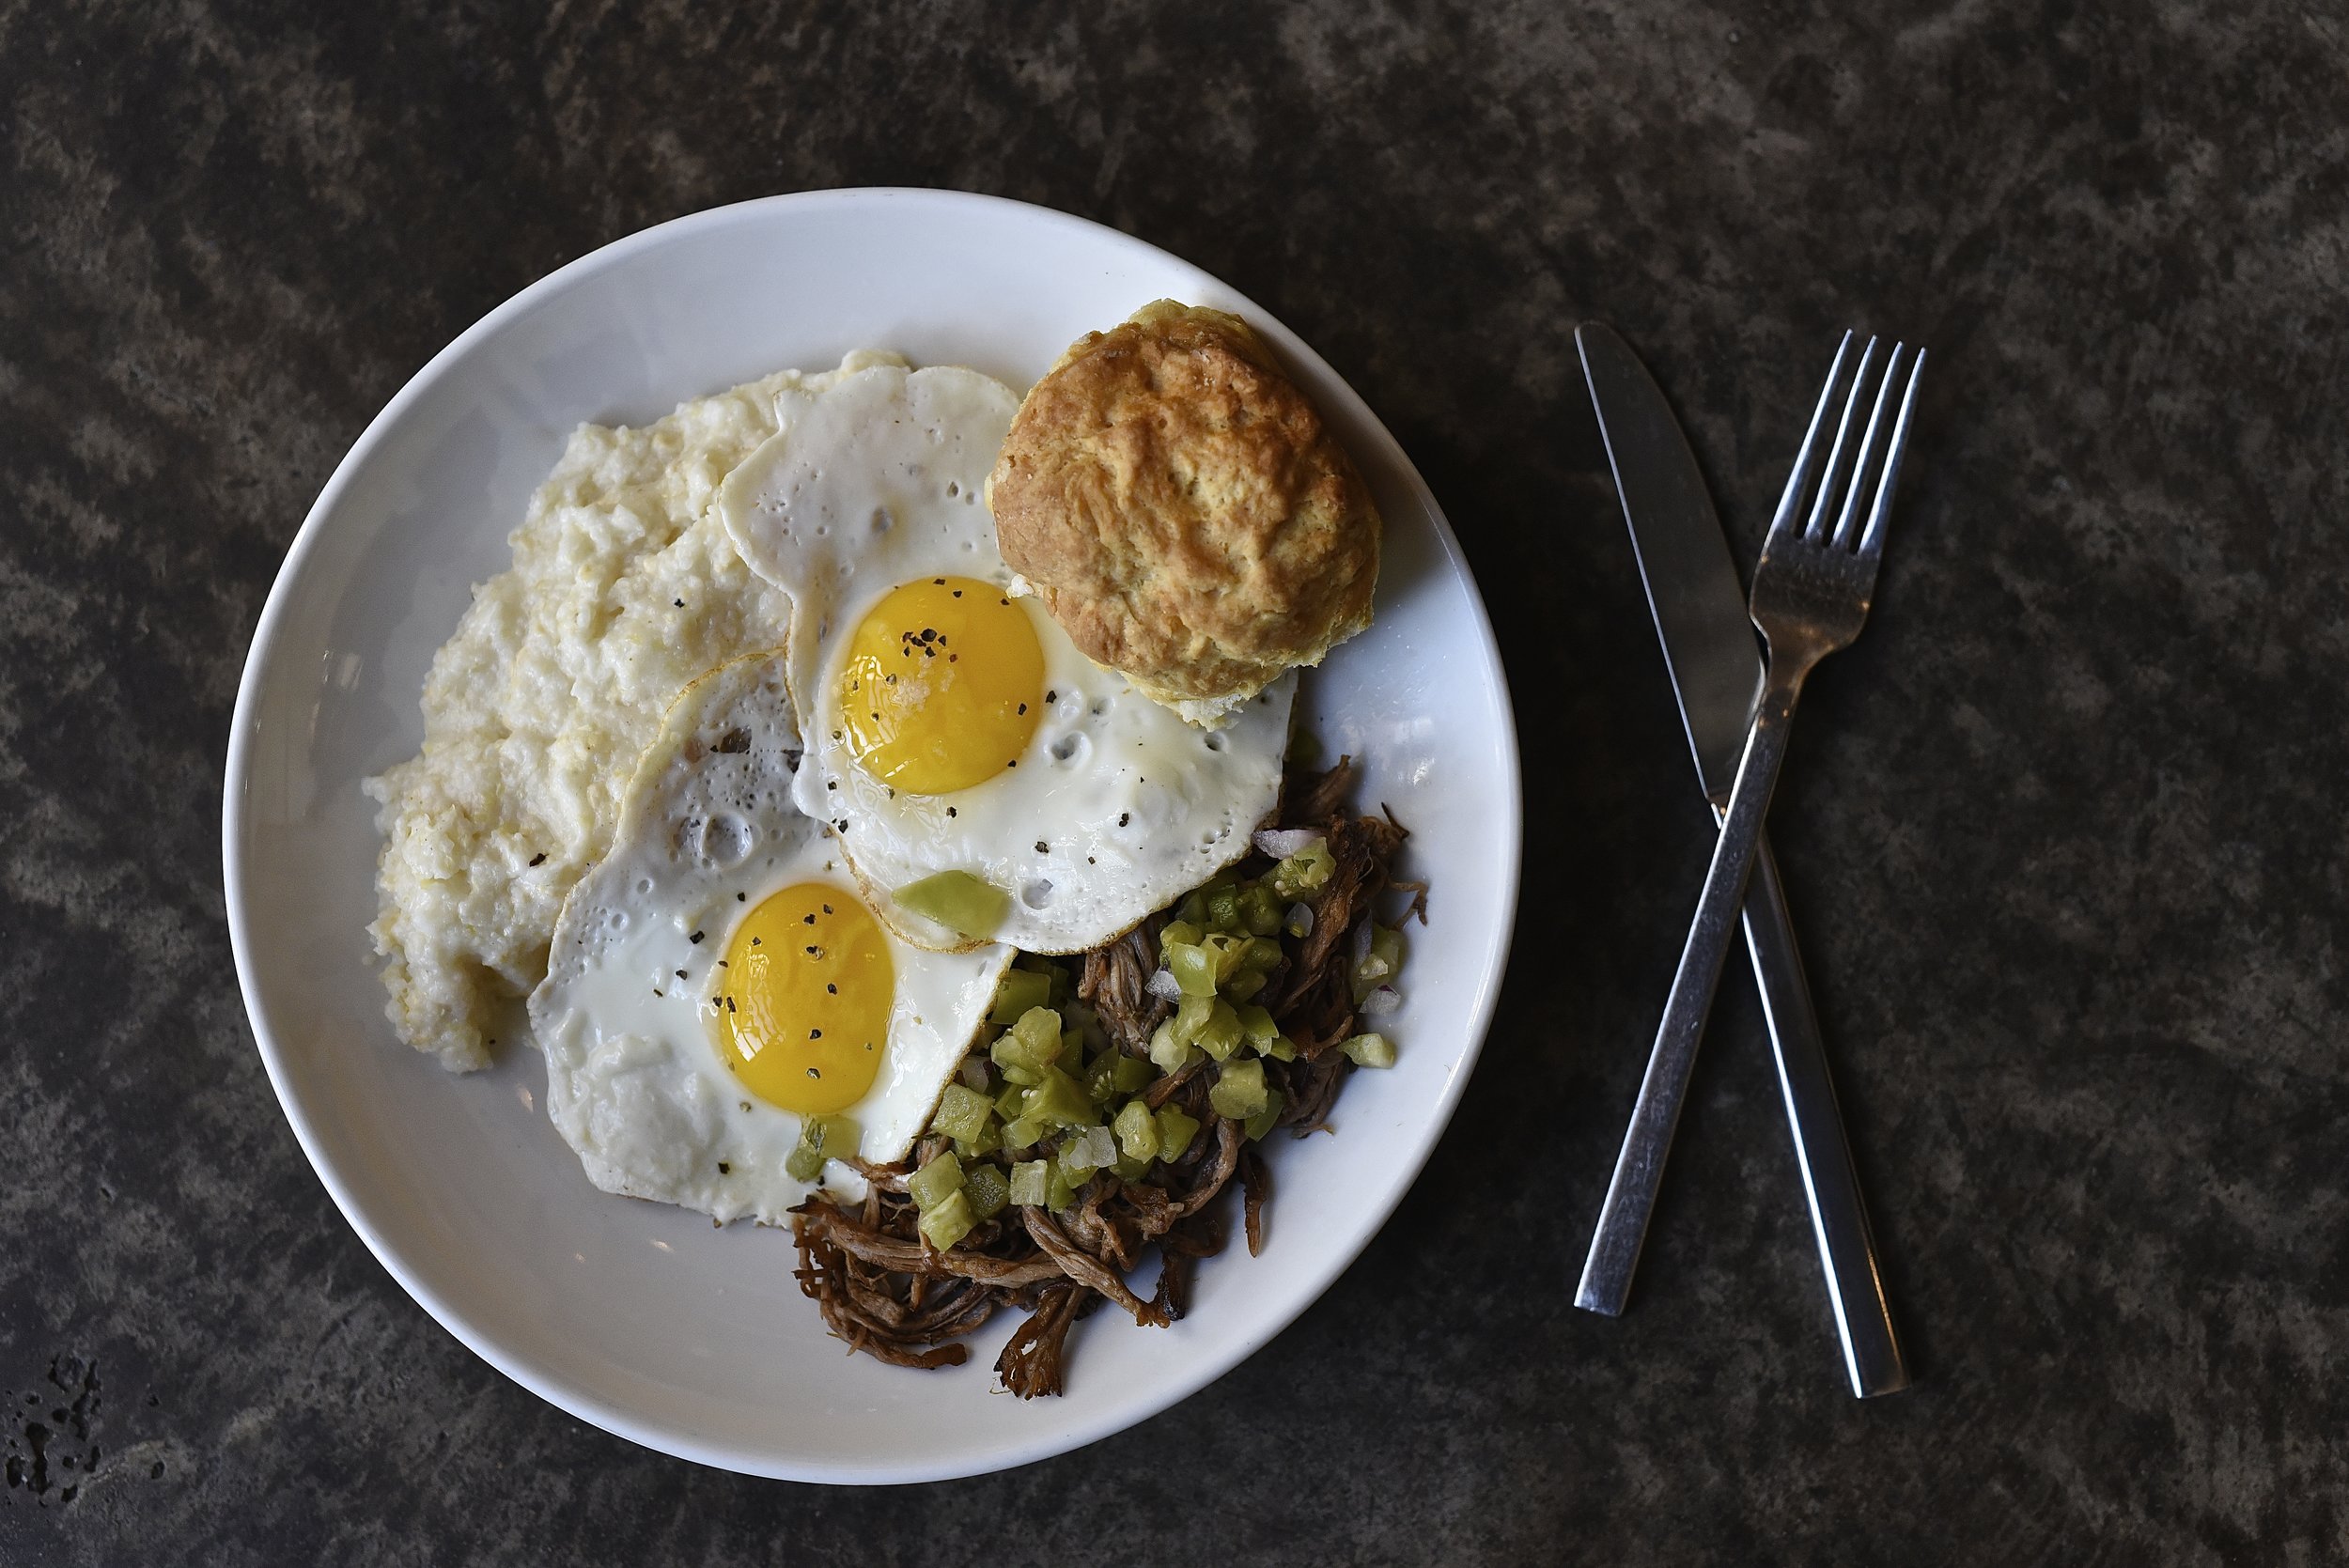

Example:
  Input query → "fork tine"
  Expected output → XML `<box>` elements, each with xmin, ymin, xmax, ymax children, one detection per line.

<box><xmin>1805</xmin><ymin>336</ymin><xmax>1877</xmax><ymax>541</ymax></box>
<box><xmin>1832</xmin><ymin>344</ymin><xmax>1905</xmax><ymax>550</ymax></box>
<box><xmin>1858</xmin><ymin>347</ymin><xmax>1926</xmax><ymax>557</ymax></box>
<box><xmin>1767</xmin><ymin>331</ymin><xmax>1853</xmax><ymax>543</ymax></box>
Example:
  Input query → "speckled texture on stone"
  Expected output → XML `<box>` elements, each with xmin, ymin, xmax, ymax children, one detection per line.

<box><xmin>4</xmin><ymin>0</ymin><xmax>2345</xmax><ymax>1561</ymax></box>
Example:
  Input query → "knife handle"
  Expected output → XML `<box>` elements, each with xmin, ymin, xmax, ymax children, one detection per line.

<box><xmin>1742</xmin><ymin>830</ymin><xmax>1911</xmax><ymax>1398</ymax></box>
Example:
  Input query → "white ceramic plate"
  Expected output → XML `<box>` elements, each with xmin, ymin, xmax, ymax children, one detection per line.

<box><xmin>224</xmin><ymin>189</ymin><xmax>1520</xmax><ymax>1483</ymax></box>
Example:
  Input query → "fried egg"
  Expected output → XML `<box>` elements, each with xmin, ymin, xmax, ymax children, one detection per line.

<box><xmin>715</xmin><ymin>361</ymin><xmax>1296</xmax><ymax>955</ymax></box>
<box><xmin>526</xmin><ymin>650</ymin><xmax>1011</xmax><ymax>1224</ymax></box>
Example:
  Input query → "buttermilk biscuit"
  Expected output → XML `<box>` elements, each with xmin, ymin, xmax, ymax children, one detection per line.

<box><xmin>987</xmin><ymin>301</ymin><xmax>1380</xmax><ymax>723</ymax></box>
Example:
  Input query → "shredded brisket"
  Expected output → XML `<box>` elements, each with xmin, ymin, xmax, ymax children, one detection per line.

<box><xmin>790</xmin><ymin>756</ymin><xmax>1420</xmax><ymax>1395</ymax></box>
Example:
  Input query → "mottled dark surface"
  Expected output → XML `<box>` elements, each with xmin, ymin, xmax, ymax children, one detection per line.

<box><xmin>5</xmin><ymin>0</ymin><xmax>2344</xmax><ymax>1561</ymax></box>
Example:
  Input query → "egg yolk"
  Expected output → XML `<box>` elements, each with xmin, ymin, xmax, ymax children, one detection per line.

<box><xmin>710</xmin><ymin>882</ymin><xmax>894</xmax><ymax>1115</ymax></box>
<box><xmin>835</xmin><ymin>576</ymin><xmax>1045</xmax><ymax>795</ymax></box>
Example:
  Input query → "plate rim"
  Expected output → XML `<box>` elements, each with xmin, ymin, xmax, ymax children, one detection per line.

<box><xmin>221</xmin><ymin>186</ymin><xmax>1523</xmax><ymax>1483</ymax></box>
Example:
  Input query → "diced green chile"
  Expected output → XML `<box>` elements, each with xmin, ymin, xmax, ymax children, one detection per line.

<box><xmin>1149</xmin><ymin>1019</ymin><xmax>1199</xmax><ymax>1073</ymax></box>
<box><xmin>1155</xmin><ymin>1105</ymin><xmax>1202</xmax><ymax>1162</ymax></box>
<box><xmin>1195</xmin><ymin>999</ymin><xmax>1244</xmax><ymax>1062</ymax></box>
<box><xmin>1024</xmin><ymin>1065</ymin><xmax>1097</xmax><ymax>1128</ymax></box>
<box><xmin>1244</xmin><ymin>1087</ymin><xmax>1286</xmax><ymax>1141</ymax></box>
<box><xmin>988</xmin><ymin>968</ymin><xmax>1052</xmax><ymax>1026</ymax></box>
<box><xmin>1269</xmin><ymin>838</ymin><xmax>1334</xmax><ymax>898</ymax></box>
<box><xmin>1209</xmin><ymin>1058</ymin><xmax>1268</xmax><ymax>1120</ymax></box>
<box><xmin>1173</xmin><ymin>992</ymin><xmax>1216</xmax><ymax>1046</ymax></box>
<box><xmin>919</xmin><ymin>1188</ymin><xmax>976</xmax><ymax>1250</ymax></box>
<box><xmin>1351</xmin><ymin>925</ymin><xmax>1405</xmax><ymax>1002</ymax></box>
<box><xmin>786</xmin><ymin>1112</ymin><xmax>860</xmax><ymax>1181</ymax></box>
<box><xmin>962</xmin><ymin>1162</ymin><xmax>1011</xmax><ymax>1220</ymax></box>
<box><xmin>893</xmin><ymin>869</ymin><xmax>1011</xmax><ymax>939</ymax></box>
<box><xmin>1012</xmin><ymin>1005</ymin><xmax>1064</xmax><ymax>1063</ymax></box>
<box><xmin>810</xmin><ymin>1114</ymin><xmax>861</xmax><ymax>1154</ymax></box>
<box><xmin>1166</xmin><ymin>941</ymin><xmax>1221</xmax><ymax>998</ymax></box>
<box><xmin>1112</xmin><ymin>1098</ymin><xmax>1159</xmax><ymax>1160</ymax></box>
<box><xmin>1202</xmin><ymin>932</ymin><xmax>1251</xmax><ymax>980</ymax></box>
<box><xmin>1058</xmin><ymin>1125</ymin><xmax>1116</xmax><ymax>1178</ymax></box>
<box><xmin>930</xmin><ymin>1082</ymin><xmax>992</xmax><ymax>1143</ymax></box>
<box><xmin>908</xmin><ymin>1150</ymin><xmax>965</xmax><ymax>1211</ymax></box>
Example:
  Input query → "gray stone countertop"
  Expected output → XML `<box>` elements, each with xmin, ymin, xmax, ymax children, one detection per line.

<box><xmin>5</xmin><ymin>2</ymin><xmax>2343</xmax><ymax>1561</ymax></box>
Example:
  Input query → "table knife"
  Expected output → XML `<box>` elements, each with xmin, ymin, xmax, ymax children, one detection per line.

<box><xmin>1572</xmin><ymin>322</ymin><xmax>1910</xmax><ymax>1398</ymax></box>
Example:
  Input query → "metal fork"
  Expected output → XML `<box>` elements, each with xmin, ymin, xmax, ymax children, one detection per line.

<box><xmin>1577</xmin><ymin>332</ymin><xmax>1925</xmax><ymax>1317</ymax></box>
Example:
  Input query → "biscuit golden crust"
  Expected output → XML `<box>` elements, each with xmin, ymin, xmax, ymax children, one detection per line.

<box><xmin>988</xmin><ymin>302</ymin><xmax>1379</xmax><ymax>719</ymax></box>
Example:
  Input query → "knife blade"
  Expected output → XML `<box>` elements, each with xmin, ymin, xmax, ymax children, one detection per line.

<box><xmin>1576</xmin><ymin>333</ymin><xmax>1763</xmax><ymax>804</ymax></box>
<box><xmin>1574</xmin><ymin>322</ymin><xmax>1910</xmax><ymax>1397</ymax></box>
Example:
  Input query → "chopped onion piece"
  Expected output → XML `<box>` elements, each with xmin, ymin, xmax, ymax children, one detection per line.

<box><xmin>1145</xmin><ymin>967</ymin><xmax>1185</xmax><ymax>1004</ymax></box>
<box><xmin>1350</xmin><ymin>917</ymin><xmax>1375</xmax><ymax>967</ymax></box>
<box><xmin>958</xmin><ymin>1058</ymin><xmax>990</xmax><ymax>1091</ymax></box>
<box><xmin>1253</xmin><ymin>828</ymin><xmax>1321</xmax><ymax>860</ymax></box>
<box><xmin>1285</xmin><ymin>902</ymin><xmax>1315</xmax><ymax>939</ymax></box>
<box><xmin>1074</xmin><ymin>1125</ymin><xmax>1116</xmax><ymax>1169</ymax></box>
<box><xmin>1361</xmin><ymin>985</ymin><xmax>1402</xmax><ymax>1017</ymax></box>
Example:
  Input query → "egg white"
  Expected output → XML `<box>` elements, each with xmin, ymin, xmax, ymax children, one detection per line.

<box><xmin>716</xmin><ymin>361</ymin><xmax>1296</xmax><ymax>955</ymax></box>
<box><xmin>526</xmin><ymin>650</ymin><xmax>1012</xmax><ymax>1225</ymax></box>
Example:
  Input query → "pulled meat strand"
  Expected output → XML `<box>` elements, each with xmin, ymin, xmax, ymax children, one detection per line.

<box><xmin>1290</xmin><ymin>754</ymin><xmax>1361</xmax><ymax>825</ymax></box>
<box><xmin>1168</xmin><ymin>1114</ymin><xmax>1246</xmax><ymax>1221</ymax></box>
<box><xmin>1155</xmin><ymin>1209</ymin><xmax>1226</xmax><ymax>1323</ymax></box>
<box><xmin>995</xmin><ymin>1284</ymin><xmax>1088</xmax><ymax>1398</ymax></box>
<box><xmin>1143</xmin><ymin>1052</ymin><xmax>1206</xmax><ymax>1109</ymax></box>
<box><xmin>1021</xmin><ymin>1206</ymin><xmax>1170</xmax><ymax>1327</ymax></box>
<box><xmin>797</xmin><ymin>1203</ymin><xmax>1067</xmax><ymax>1289</ymax></box>
<box><xmin>1239</xmin><ymin>1144</ymin><xmax>1270</xmax><ymax>1257</ymax></box>
<box><xmin>790</xmin><ymin>757</ymin><xmax>1413</xmax><ymax>1392</ymax></box>
<box><xmin>1079</xmin><ymin>924</ymin><xmax>1171</xmax><ymax>1054</ymax></box>
<box><xmin>1268</xmin><ymin>813</ymin><xmax>1408</xmax><ymax>1054</ymax></box>
<box><xmin>794</xmin><ymin>1232</ymin><xmax>988</xmax><ymax>1368</ymax></box>
<box><xmin>1273</xmin><ymin>1048</ymin><xmax>1349</xmax><ymax>1133</ymax></box>
<box><xmin>844</xmin><ymin>1157</ymin><xmax>913</xmax><ymax>1195</ymax></box>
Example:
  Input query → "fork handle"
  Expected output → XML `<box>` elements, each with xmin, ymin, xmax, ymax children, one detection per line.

<box><xmin>1577</xmin><ymin>674</ymin><xmax>1801</xmax><ymax>1316</ymax></box>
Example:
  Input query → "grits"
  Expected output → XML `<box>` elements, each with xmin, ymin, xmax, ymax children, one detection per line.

<box><xmin>366</xmin><ymin>351</ymin><xmax>902</xmax><ymax>1070</ymax></box>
